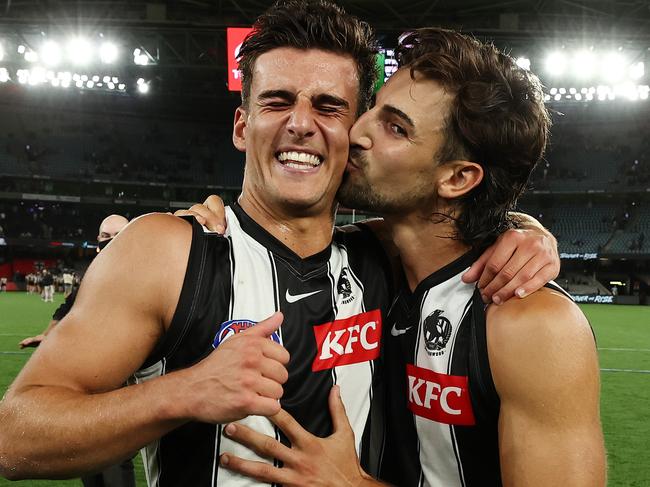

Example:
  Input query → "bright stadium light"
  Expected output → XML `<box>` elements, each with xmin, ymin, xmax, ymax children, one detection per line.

<box><xmin>86</xmin><ymin>80</ymin><xmax>94</xmax><ymax>88</ymax></box>
<box><xmin>67</xmin><ymin>38</ymin><xmax>93</xmax><ymax>65</ymax></box>
<box><xmin>515</xmin><ymin>57</ymin><xmax>530</xmax><ymax>71</ymax></box>
<box><xmin>17</xmin><ymin>45</ymin><xmax>25</xmax><ymax>54</ymax></box>
<box><xmin>573</xmin><ymin>50</ymin><xmax>596</xmax><ymax>78</ymax></box>
<box><xmin>0</xmin><ymin>68</ymin><xmax>9</xmax><ymax>82</ymax></box>
<box><xmin>559</xmin><ymin>87</ymin><xmax>567</xmax><ymax>94</ymax></box>
<box><xmin>545</xmin><ymin>51</ymin><xmax>567</xmax><ymax>76</ymax></box>
<box><xmin>41</xmin><ymin>41</ymin><xmax>62</xmax><ymax>66</ymax></box>
<box><xmin>629</xmin><ymin>62</ymin><xmax>644</xmax><ymax>80</ymax></box>
<box><xmin>137</xmin><ymin>78</ymin><xmax>150</xmax><ymax>94</ymax></box>
<box><xmin>0</xmin><ymin>43</ymin><xmax>4</xmax><ymax>62</ymax></box>
<box><xmin>24</xmin><ymin>50</ymin><xmax>39</xmax><ymax>63</ymax></box>
<box><xmin>99</xmin><ymin>42</ymin><xmax>118</xmax><ymax>64</ymax></box>
<box><xmin>554</xmin><ymin>93</ymin><xmax>561</xmax><ymax>101</ymax></box>
<box><xmin>601</xmin><ymin>53</ymin><xmax>626</xmax><ymax>82</ymax></box>
<box><xmin>133</xmin><ymin>48</ymin><xmax>149</xmax><ymax>65</ymax></box>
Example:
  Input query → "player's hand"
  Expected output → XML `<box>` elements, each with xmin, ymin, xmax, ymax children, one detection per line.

<box><xmin>220</xmin><ymin>386</ymin><xmax>381</xmax><ymax>486</ymax></box>
<box><xmin>19</xmin><ymin>334</ymin><xmax>46</xmax><ymax>348</ymax></box>
<box><xmin>180</xmin><ymin>312</ymin><xmax>290</xmax><ymax>424</ymax></box>
<box><xmin>173</xmin><ymin>194</ymin><xmax>227</xmax><ymax>234</ymax></box>
<box><xmin>462</xmin><ymin>227</ymin><xmax>559</xmax><ymax>305</ymax></box>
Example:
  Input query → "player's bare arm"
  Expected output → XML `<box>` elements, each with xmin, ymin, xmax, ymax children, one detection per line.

<box><xmin>0</xmin><ymin>213</ymin><xmax>289</xmax><ymax>480</ymax></box>
<box><xmin>183</xmin><ymin>196</ymin><xmax>560</xmax><ymax>304</ymax></box>
<box><xmin>486</xmin><ymin>288</ymin><xmax>606</xmax><ymax>487</ymax></box>
<box><xmin>220</xmin><ymin>386</ymin><xmax>387</xmax><ymax>487</ymax></box>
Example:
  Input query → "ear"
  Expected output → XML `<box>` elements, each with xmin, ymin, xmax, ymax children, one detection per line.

<box><xmin>437</xmin><ymin>161</ymin><xmax>484</xmax><ymax>200</ymax></box>
<box><xmin>232</xmin><ymin>106</ymin><xmax>248</xmax><ymax>153</ymax></box>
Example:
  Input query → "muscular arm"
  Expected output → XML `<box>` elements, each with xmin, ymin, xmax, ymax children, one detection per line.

<box><xmin>0</xmin><ymin>214</ymin><xmax>289</xmax><ymax>479</ymax></box>
<box><xmin>487</xmin><ymin>289</ymin><xmax>606</xmax><ymax>487</ymax></box>
<box><xmin>0</xmin><ymin>214</ymin><xmax>190</xmax><ymax>478</ymax></box>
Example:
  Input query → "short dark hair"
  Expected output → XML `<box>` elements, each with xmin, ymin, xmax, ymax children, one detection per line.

<box><xmin>237</xmin><ymin>0</ymin><xmax>378</xmax><ymax>115</ymax></box>
<box><xmin>397</xmin><ymin>28</ymin><xmax>551</xmax><ymax>249</ymax></box>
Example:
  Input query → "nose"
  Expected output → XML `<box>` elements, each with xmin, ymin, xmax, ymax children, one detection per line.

<box><xmin>349</xmin><ymin>111</ymin><xmax>372</xmax><ymax>150</ymax></box>
<box><xmin>286</xmin><ymin>97</ymin><xmax>316</xmax><ymax>139</ymax></box>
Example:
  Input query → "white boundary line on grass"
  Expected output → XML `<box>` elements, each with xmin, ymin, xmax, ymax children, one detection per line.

<box><xmin>0</xmin><ymin>351</ymin><xmax>31</xmax><ymax>355</ymax></box>
<box><xmin>598</xmin><ymin>347</ymin><xmax>650</xmax><ymax>352</ymax></box>
<box><xmin>600</xmin><ymin>368</ymin><xmax>650</xmax><ymax>374</ymax></box>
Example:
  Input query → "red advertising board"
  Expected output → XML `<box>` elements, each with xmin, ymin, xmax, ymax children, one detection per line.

<box><xmin>227</xmin><ymin>27</ymin><xmax>253</xmax><ymax>92</ymax></box>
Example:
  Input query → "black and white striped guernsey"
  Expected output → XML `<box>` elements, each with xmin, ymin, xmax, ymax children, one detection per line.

<box><xmin>132</xmin><ymin>202</ymin><xmax>392</xmax><ymax>487</ymax></box>
<box><xmin>379</xmin><ymin>250</ymin><xmax>573</xmax><ymax>487</ymax></box>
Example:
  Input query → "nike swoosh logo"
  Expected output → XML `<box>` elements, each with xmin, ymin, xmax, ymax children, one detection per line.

<box><xmin>285</xmin><ymin>289</ymin><xmax>324</xmax><ymax>304</ymax></box>
<box><xmin>390</xmin><ymin>323</ymin><xmax>413</xmax><ymax>336</ymax></box>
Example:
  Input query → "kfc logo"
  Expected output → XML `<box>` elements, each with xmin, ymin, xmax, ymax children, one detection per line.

<box><xmin>312</xmin><ymin>309</ymin><xmax>382</xmax><ymax>371</ymax></box>
<box><xmin>406</xmin><ymin>364</ymin><xmax>475</xmax><ymax>426</ymax></box>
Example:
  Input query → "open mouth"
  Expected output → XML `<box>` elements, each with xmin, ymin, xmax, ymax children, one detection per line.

<box><xmin>276</xmin><ymin>151</ymin><xmax>323</xmax><ymax>170</ymax></box>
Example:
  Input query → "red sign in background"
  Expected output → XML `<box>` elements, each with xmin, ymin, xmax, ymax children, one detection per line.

<box><xmin>227</xmin><ymin>27</ymin><xmax>253</xmax><ymax>92</ymax></box>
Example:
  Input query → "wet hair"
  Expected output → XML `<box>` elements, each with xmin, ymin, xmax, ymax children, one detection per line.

<box><xmin>237</xmin><ymin>0</ymin><xmax>378</xmax><ymax>115</ymax></box>
<box><xmin>397</xmin><ymin>28</ymin><xmax>551</xmax><ymax>249</ymax></box>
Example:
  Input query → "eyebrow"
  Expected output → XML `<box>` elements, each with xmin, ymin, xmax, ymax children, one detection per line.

<box><xmin>381</xmin><ymin>104</ymin><xmax>415</xmax><ymax>129</ymax></box>
<box><xmin>257</xmin><ymin>90</ymin><xmax>349</xmax><ymax>110</ymax></box>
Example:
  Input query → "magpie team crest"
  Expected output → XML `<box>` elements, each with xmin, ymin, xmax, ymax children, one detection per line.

<box><xmin>213</xmin><ymin>319</ymin><xmax>281</xmax><ymax>348</ymax></box>
<box><xmin>423</xmin><ymin>309</ymin><xmax>452</xmax><ymax>356</ymax></box>
<box><xmin>337</xmin><ymin>267</ymin><xmax>355</xmax><ymax>304</ymax></box>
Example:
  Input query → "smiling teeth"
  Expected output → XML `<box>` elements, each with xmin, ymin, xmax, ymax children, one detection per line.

<box><xmin>277</xmin><ymin>151</ymin><xmax>321</xmax><ymax>167</ymax></box>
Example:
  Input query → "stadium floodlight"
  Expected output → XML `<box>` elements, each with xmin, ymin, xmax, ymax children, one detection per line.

<box><xmin>51</xmin><ymin>78</ymin><xmax>60</xmax><ymax>87</ymax></box>
<box><xmin>137</xmin><ymin>78</ymin><xmax>150</xmax><ymax>94</ymax></box>
<box><xmin>41</xmin><ymin>41</ymin><xmax>62</xmax><ymax>66</ymax></box>
<box><xmin>75</xmin><ymin>80</ymin><xmax>83</xmax><ymax>88</ymax></box>
<box><xmin>92</xmin><ymin>75</ymin><xmax>100</xmax><ymax>82</ymax></box>
<box><xmin>86</xmin><ymin>80</ymin><xmax>94</xmax><ymax>88</ymax></box>
<box><xmin>569</xmin><ymin>87</ymin><xmax>577</xmax><ymax>94</ymax></box>
<box><xmin>99</xmin><ymin>42</ymin><xmax>118</xmax><ymax>64</ymax></box>
<box><xmin>0</xmin><ymin>68</ymin><xmax>9</xmax><ymax>82</ymax></box>
<box><xmin>103</xmin><ymin>75</ymin><xmax>110</xmax><ymax>83</ymax></box>
<box><xmin>586</xmin><ymin>93</ymin><xmax>594</xmax><ymax>100</ymax></box>
<box><xmin>545</xmin><ymin>51</ymin><xmax>567</xmax><ymax>76</ymax></box>
<box><xmin>559</xmin><ymin>87</ymin><xmax>567</xmax><ymax>94</ymax></box>
<box><xmin>601</xmin><ymin>53</ymin><xmax>626</xmax><ymax>82</ymax></box>
<box><xmin>108</xmin><ymin>82</ymin><xmax>115</xmax><ymax>89</ymax></box>
<box><xmin>573</xmin><ymin>50</ymin><xmax>595</xmax><ymax>78</ymax></box>
<box><xmin>515</xmin><ymin>57</ymin><xmax>530</xmax><ymax>71</ymax></box>
<box><xmin>629</xmin><ymin>62</ymin><xmax>644</xmax><ymax>80</ymax></box>
<box><xmin>24</xmin><ymin>50</ymin><xmax>39</xmax><ymax>63</ymax></box>
<box><xmin>554</xmin><ymin>93</ymin><xmax>561</xmax><ymax>101</ymax></box>
<box><xmin>67</xmin><ymin>38</ymin><xmax>93</xmax><ymax>65</ymax></box>
<box><xmin>81</xmin><ymin>74</ymin><xmax>88</xmax><ymax>82</ymax></box>
<box><xmin>17</xmin><ymin>45</ymin><xmax>25</xmax><ymax>54</ymax></box>
<box><xmin>575</xmin><ymin>93</ymin><xmax>582</xmax><ymax>101</ymax></box>
<box><xmin>0</xmin><ymin>43</ymin><xmax>4</xmax><ymax>62</ymax></box>
<box><xmin>550</xmin><ymin>87</ymin><xmax>558</xmax><ymax>95</ymax></box>
<box><xmin>544</xmin><ymin>94</ymin><xmax>551</xmax><ymax>101</ymax></box>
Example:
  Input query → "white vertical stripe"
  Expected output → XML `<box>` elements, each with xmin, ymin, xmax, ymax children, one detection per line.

<box><xmin>414</xmin><ymin>271</ymin><xmax>474</xmax><ymax>487</ymax></box>
<box><xmin>329</xmin><ymin>243</ymin><xmax>374</xmax><ymax>456</ymax></box>
<box><xmin>214</xmin><ymin>208</ymin><xmax>282</xmax><ymax>487</ymax></box>
<box><xmin>133</xmin><ymin>358</ymin><xmax>166</xmax><ymax>487</ymax></box>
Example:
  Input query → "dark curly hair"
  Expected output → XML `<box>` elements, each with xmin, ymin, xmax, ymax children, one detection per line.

<box><xmin>237</xmin><ymin>0</ymin><xmax>378</xmax><ymax>116</ymax></box>
<box><xmin>396</xmin><ymin>28</ymin><xmax>551</xmax><ymax>249</ymax></box>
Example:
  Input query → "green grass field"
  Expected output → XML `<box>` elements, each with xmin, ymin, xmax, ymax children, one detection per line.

<box><xmin>1</xmin><ymin>292</ymin><xmax>649</xmax><ymax>486</ymax></box>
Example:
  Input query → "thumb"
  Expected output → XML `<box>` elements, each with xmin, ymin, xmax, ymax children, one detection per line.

<box><xmin>461</xmin><ymin>245</ymin><xmax>493</xmax><ymax>283</ymax></box>
<box><xmin>329</xmin><ymin>385</ymin><xmax>353</xmax><ymax>435</ymax></box>
<box><xmin>246</xmin><ymin>311</ymin><xmax>283</xmax><ymax>337</ymax></box>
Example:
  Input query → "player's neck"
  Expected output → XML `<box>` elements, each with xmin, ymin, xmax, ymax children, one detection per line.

<box><xmin>385</xmin><ymin>212</ymin><xmax>470</xmax><ymax>292</ymax></box>
<box><xmin>238</xmin><ymin>194</ymin><xmax>335</xmax><ymax>258</ymax></box>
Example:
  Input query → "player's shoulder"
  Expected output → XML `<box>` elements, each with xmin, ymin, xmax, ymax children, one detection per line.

<box><xmin>487</xmin><ymin>287</ymin><xmax>591</xmax><ymax>347</ymax></box>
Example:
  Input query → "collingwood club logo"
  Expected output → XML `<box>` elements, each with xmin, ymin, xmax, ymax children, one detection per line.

<box><xmin>337</xmin><ymin>267</ymin><xmax>355</xmax><ymax>304</ymax></box>
<box><xmin>423</xmin><ymin>309</ymin><xmax>452</xmax><ymax>356</ymax></box>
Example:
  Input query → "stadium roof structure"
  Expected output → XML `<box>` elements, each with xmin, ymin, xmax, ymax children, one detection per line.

<box><xmin>0</xmin><ymin>0</ymin><xmax>648</xmax><ymax>120</ymax></box>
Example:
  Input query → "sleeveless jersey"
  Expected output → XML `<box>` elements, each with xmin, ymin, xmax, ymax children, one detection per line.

<box><xmin>380</xmin><ymin>250</ymin><xmax>573</xmax><ymax>487</ymax></box>
<box><xmin>133</xmin><ymin>202</ymin><xmax>392</xmax><ymax>487</ymax></box>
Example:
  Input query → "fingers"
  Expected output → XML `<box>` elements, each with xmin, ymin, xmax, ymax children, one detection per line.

<box><xmin>174</xmin><ymin>203</ymin><xmax>226</xmax><ymax>234</ymax></box>
<box><xmin>223</xmin><ymin>422</ymin><xmax>293</xmax><ymax>464</ymax></box>
<box><xmin>220</xmin><ymin>453</ymin><xmax>292</xmax><ymax>485</ymax></box>
<box><xmin>461</xmin><ymin>245</ymin><xmax>494</xmax><ymax>284</ymax></box>
<box><xmin>328</xmin><ymin>386</ymin><xmax>353</xmax><ymax>435</ymax></box>
<box><xmin>488</xmin><ymin>252</ymin><xmax>549</xmax><ymax>303</ymax></box>
<box><xmin>506</xmin><ymin>263</ymin><xmax>557</xmax><ymax>302</ymax></box>
<box><xmin>268</xmin><ymin>408</ymin><xmax>307</xmax><ymax>446</ymax></box>
<box><xmin>255</xmin><ymin>376</ymin><xmax>284</xmax><ymax>401</ymax></box>
<box><xmin>202</xmin><ymin>195</ymin><xmax>227</xmax><ymax>233</ymax></box>
<box><xmin>260</xmin><ymin>356</ymin><xmax>289</xmax><ymax>385</ymax></box>
<box><xmin>480</xmin><ymin>246</ymin><xmax>534</xmax><ymax>304</ymax></box>
<box><xmin>247</xmin><ymin>311</ymin><xmax>283</xmax><ymax>337</ymax></box>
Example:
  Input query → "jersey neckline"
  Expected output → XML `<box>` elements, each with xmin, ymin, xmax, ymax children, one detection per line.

<box><xmin>230</xmin><ymin>200</ymin><xmax>333</xmax><ymax>273</ymax></box>
<box><xmin>405</xmin><ymin>248</ymin><xmax>481</xmax><ymax>303</ymax></box>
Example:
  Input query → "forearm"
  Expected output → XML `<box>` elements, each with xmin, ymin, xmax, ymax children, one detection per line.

<box><xmin>0</xmin><ymin>371</ymin><xmax>189</xmax><ymax>480</ymax></box>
